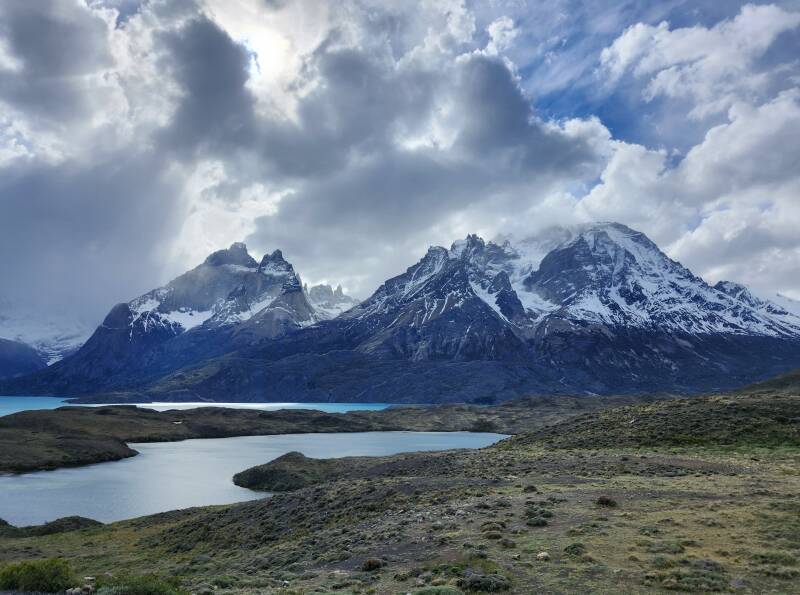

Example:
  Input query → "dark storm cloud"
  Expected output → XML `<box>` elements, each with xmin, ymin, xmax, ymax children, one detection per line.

<box><xmin>0</xmin><ymin>152</ymin><xmax>184</xmax><ymax>321</ymax></box>
<box><xmin>256</xmin><ymin>45</ymin><xmax>441</xmax><ymax>178</ymax></box>
<box><xmin>142</xmin><ymin>6</ymin><xmax>605</xmax><ymax>292</ymax></box>
<box><xmin>0</xmin><ymin>1</ymin><xmax>112</xmax><ymax>122</ymax></box>
<box><xmin>0</xmin><ymin>0</ymin><xmax>199</xmax><ymax>326</ymax></box>
<box><xmin>159</xmin><ymin>16</ymin><xmax>257</xmax><ymax>154</ymax></box>
<box><xmin>453</xmin><ymin>57</ymin><xmax>599</xmax><ymax>173</ymax></box>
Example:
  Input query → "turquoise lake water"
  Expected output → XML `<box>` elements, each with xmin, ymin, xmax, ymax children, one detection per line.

<box><xmin>0</xmin><ymin>396</ymin><xmax>393</xmax><ymax>417</ymax></box>
<box><xmin>0</xmin><ymin>431</ymin><xmax>505</xmax><ymax>525</ymax></box>
<box><xmin>0</xmin><ymin>396</ymin><xmax>70</xmax><ymax>416</ymax></box>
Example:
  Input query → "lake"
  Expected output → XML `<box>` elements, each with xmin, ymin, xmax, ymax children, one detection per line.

<box><xmin>0</xmin><ymin>396</ymin><xmax>394</xmax><ymax>417</ymax></box>
<box><xmin>0</xmin><ymin>431</ymin><xmax>505</xmax><ymax>526</ymax></box>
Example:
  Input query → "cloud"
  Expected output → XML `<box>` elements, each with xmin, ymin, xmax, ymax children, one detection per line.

<box><xmin>0</xmin><ymin>0</ymin><xmax>113</xmax><ymax>122</ymax></box>
<box><xmin>159</xmin><ymin>15</ymin><xmax>256</xmax><ymax>154</ymax></box>
<box><xmin>600</xmin><ymin>3</ymin><xmax>800</xmax><ymax>119</ymax></box>
<box><xmin>1</xmin><ymin>0</ymin><xmax>799</xmax><ymax>334</ymax></box>
<box><xmin>242</xmin><ymin>31</ymin><xmax>611</xmax><ymax>295</ymax></box>
<box><xmin>0</xmin><ymin>150</ymin><xmax>185</xmax><ymax>320</ymax></box>
<box><xmin>575</xmin><ymin>88</ymin><xmax>800</xmax><ymax>298</ymax></box>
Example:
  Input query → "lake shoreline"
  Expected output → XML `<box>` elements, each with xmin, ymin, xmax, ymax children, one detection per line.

<box><xmin>0</xmin><ymin>394</ymin><xmax>656</xmax><ymax>474</ymax></box>
<box><xmin>0</xmin><ymin>431</ymin><xmax>505</xmax><ymax>526</ymax></box>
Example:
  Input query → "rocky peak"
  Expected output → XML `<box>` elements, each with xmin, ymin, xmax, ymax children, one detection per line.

<box><xmin>527</xmin><ymin>222</ymin><xmax>689</xmax><ymax>300</ymax></box>
<box><xmin>308</xmin><ymin>284</ymin><xmax>348</xmax><ymax>303</ymax></box>
<box><xmin>307</xmin><ymin>283</ymin><xmax>359</xmax><ymax>319</ymax></box>
<box><xmin>258</xmin><ymin>249</ymin><xmax>294</xmax><ymax>276</ymax></box>
<box><xmin>204</xmin><ymin>242</ymin><xmax>258</xmax><ymax>268</ymax></box>
<box><xmin>450</xmin><ymin>234</ymin><xmax>486</xmax><ymax>260</ymax></box>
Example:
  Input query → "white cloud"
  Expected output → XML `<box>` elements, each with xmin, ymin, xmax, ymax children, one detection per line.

<box><xmin>573</xmin><ymin>89</ymin><xmax>800</xmax><ymax>298</ymax></box>
<box><xmin>600</xmin><ymin>3</ymin><xmax>800</xmax><ymax>119</ymax></box>
<box><xmin>485</xmin><ymin>16</ymin><xmax>518</xmax><ymax>55</ymax></box>
<box><xmin>169</xmin><ymin>159</ymin><xmax>289</xmax><ymax>273</ymax></box>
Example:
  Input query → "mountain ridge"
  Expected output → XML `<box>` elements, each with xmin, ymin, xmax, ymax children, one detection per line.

<box><xmin>3</xmin><ymin>222</ymin><xmax>800</xmax><ymax>401</ymax></box>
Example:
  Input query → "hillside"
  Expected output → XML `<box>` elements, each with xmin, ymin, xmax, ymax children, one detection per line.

<box><xmin>1</xmin><ymin>388</ymin><xmax>798</xmax><ymax>593</ymax></box>
<box><xmin>736</xmin><ymin>368</ymin><xmax>800</xmax><ymax>395</ymax></box>
<box><xmin>0</xmin><ymin>338</ymin><xmax>46</xmax><ymax>379</ymax></box>
<box><xmin>505</xmin><ymin>392</ymin><xmax>800</xmax><ymax>449</ymax></box>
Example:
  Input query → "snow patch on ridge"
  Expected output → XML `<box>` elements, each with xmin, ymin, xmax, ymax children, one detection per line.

<box><xmin>469</xmin><ymin>280</ymin><xmax>508</xmax><ymax>322</ymax></box>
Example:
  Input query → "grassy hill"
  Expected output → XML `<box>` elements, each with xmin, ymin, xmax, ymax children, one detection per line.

<box><xmin>506</xmin><ymin>392</ymin><xmax>800</xmax><ymax>450</ymax></box>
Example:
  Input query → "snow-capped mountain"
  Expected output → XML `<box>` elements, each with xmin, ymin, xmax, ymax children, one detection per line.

<box><xmin>509</xmin><ymin>223</ymin><xmax>800</xmax><ymax>337</ymax></box>
<box><xmin>124</xmin><ymin>243</ymin><xmax>317</xmax><ymax>336</ymax></box>
<box><xmin>4</xmin><ymin>243</ymin><xmax>343</xmax><ymax>393</ymax></box>
<box><xmin>4</xmin><ymin>224</ymin><xmax>800</xmax><ymax>402</ymax></box>
<box><xmin>337</xmin><ymin>222</ymin><xmax>800</xmax><ymax>347</ymax></box>
<box><xmin>306</xmin><ymin>284</ymin><xmax>360</xmax><ymax>319</ymax></box>
<box><xmin>0</xmin><ymin>302</ymin><xmax>94</xmax><ymax>365</ymax></box>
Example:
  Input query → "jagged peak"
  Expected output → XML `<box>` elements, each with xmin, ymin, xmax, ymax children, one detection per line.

<box><xmin>204</xmin><ymin>242</ymin><xmax>258</xmax><ymax>268</ymax></box>
<box><xmin>551</xmin><ymin>222</ymin><xmax>685</xmax><ymax>279</ymax></box>
<box><xmin>258</xmin><ymin>249</ymin><xmax>294</xmax><ymax>275</ymax></box>
<box><xmin>307</xmin><ymin>283</ymin><xmax>357</xmax><ymax>305</ymax></box>
<box><xmin>449</xmin><ymin>234</ymin><xmax>486</xmax><ymax>259</ymax></box>
<box><xmin>715</xmin><ymin>281</ymin><xmax>800</xmax><ymax>318</ymax></box>
<box><xmin>569</xmin><ymin>222</ymin><xmax>657</xmax><ymax>250</ymax></box>
<box><xmin>424</xmin><ymin>245</ymin><xmax>448</xmax><ymax>257</ymax></box>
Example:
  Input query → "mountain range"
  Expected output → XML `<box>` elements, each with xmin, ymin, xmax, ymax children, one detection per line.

<box><xmin>2</xmin><ymin>222</ymin><xmax>800</xmax><ymax>403</ymax></box>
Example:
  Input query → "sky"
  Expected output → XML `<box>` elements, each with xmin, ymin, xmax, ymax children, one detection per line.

<box><xmin>1</xmin><ymin>0</ymin><xmax>799</xmax><ymax>327</ymax></box>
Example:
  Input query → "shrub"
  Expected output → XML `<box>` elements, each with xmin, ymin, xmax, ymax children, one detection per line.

<box><xmin>564</xmin><ymin>543</ymin><xmax>587</xmax><ymax>557</ymax></box>
<box><xmin>647</xmin><ymin>541</ymin><xmax>685</xmax><ymax>554</ymax></box>
<box><xmin>0</xmin><ymin>558</ymin><xmax>77</xmax><ymax>593</ymax></box>
<box><xmin>361</xmin><ymin>558</ymin><xmax>384</xmax><ymax>572</ymax></box>
<box><xmin>457</xmin><ymin>573</ymin><xmax>510</xmax><ymax>592</ymax></box>
<box><xmin>595</xmin><ymin>496</ymin><xmax>618</xmax><ymax>508</ymax></box>
<box><xmin>752</xmin><ymin>551</ymin><xmax>797</xmax><ymax>566</ymax></box>
<box><xmin>470</xmin><ymin>419</ymin><xmax>498</xmax><ymax>432</ymax></box>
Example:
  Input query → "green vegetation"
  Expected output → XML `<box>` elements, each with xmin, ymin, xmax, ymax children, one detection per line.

<box><xmin>0</xmin><ymin>516</ymin><xmax>101</xmax><ymax>538</ymax></box>
<box><xmin>506</xmin><ymin>392</ymin><xmax>800</xmax><ymax>449</ymax></box>
<box><xmin>0</xmin><ymin>558</ymin><xmax>77</xmax><ymax>593</ymax></box>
